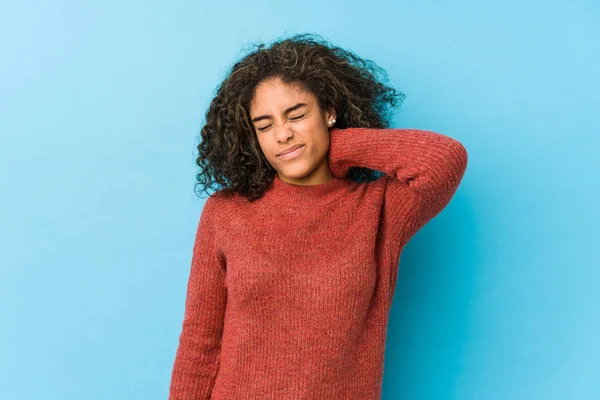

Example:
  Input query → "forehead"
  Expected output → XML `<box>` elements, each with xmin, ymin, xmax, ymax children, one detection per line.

<box><xmin>250</xmin><ymin>79</ymin><xmax>314</xmax><ymax>113</ymax></box>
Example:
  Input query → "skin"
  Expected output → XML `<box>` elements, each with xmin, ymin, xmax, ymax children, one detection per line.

<box><xmin>249</xmin><ymin>76</ymin><xmax>337</xmax><ymax>186</ymax></box>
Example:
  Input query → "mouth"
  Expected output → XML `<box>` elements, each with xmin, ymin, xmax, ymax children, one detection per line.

<box><xmin>277</xmin><ymin>144</ymin><xmax>305</xmax><ymax>160</ymax></box>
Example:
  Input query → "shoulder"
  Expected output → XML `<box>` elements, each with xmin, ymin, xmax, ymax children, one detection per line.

<box><xmin>334</xmin><ymin>175</ymin><xmax>389</xmax><ymax>216</ymax></box>
<box><xmin>354</xmin><ymin>174</ymin><xmax>389</xmax><ymax>198</ymax></box>
<box><xmin>200</xmin><ymin>189</ymin><xmax>247</xmax><ymax>230</ymax></box>
<box><xmin>202</xmin><ymin>190</ymin><xmax>233</xmax><ymax>218</ymax></box>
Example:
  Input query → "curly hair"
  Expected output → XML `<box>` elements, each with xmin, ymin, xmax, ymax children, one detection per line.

<box><xmin>194</xmin><ymin>32</ymin><xmax>406</xmax><ymax>202</ymax></box>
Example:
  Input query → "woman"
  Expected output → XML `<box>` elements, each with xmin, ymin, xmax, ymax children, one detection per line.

<box><xmin>169</xmin><ymin>33</ymin><xmax>468</xmax><ymax>399</ymax></box>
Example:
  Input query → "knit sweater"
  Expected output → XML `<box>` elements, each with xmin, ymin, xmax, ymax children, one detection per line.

<box><xmin>169</xmin><ymin>127</ymin><xmax>468</xmax><ymax>399</ymax></box>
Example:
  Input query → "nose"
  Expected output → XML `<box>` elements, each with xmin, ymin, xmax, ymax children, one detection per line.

<box><xmin>274</xmin><ymin>120</ymin><xmax>293</xmax><ymax>143</ymax></box>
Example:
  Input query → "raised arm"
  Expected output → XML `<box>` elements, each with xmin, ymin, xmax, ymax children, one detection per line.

<box><xmin>169</xmin><ymin>196</ymin><xmax>227</xmax><ymax>399</ymax></box>
<box><xmin>328</xmin><ymin>126</ymin><xmax>468</xmax><ymax>247</ymax></box>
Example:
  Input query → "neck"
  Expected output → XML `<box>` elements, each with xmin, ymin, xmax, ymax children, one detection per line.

<box><xmin>263</xmin><ymin>173</ymin><xmax>350</xmax><ymax>205</ymax></box>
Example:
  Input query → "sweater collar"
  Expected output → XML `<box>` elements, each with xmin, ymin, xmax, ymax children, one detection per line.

<box><xmin>264</xmin><ymin>173</ymin><xmax>350</xmax><ymax>205</ymax></box>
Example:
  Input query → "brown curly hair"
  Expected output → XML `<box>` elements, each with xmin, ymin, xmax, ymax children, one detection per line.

<box><xmin>194</xmin><ymin>32</ymin><xmax>406</xmax><ymax>202</ymax></box>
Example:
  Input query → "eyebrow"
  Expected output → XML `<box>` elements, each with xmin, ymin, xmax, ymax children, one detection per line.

<box><xmin>251</xmin><ymin>103</ymin><xmax>308</xmax><ymax>123</ymax></box>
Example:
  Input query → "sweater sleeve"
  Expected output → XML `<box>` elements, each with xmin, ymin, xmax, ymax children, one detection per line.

<box><xmin>327</xmin><ymin>126</ymin><xmax>468</xmax><ymax>249</ymax></box>
<box><xmin>169</xmin><ymin>196</ymin><xmax>227</xmax><ymax>400</ymax></box>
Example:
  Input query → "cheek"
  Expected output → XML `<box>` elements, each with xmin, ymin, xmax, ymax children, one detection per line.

<box><xmin>313</xmin><ymin>132</ymin><xmax>330</xmax><ymax>154</ymax></box>
<box><xmin>255</xmin><ymin>141</ymin><xmax>273</xmax><ymax>163</ymax></box>
<box><xmin>256</xmin><ymin>136</ymin><xmax>273</xmax><ymax>155</ymax></box>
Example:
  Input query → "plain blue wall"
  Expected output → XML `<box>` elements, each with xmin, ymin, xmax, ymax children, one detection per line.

<box><xmin>1</xmin><ymin>1</ymin><xmax>598</xmax><ymax>399</ymax></box>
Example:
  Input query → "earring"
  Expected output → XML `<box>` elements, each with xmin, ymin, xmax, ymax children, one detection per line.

<box><xmin>328</xmin><ymin>118</ymin><xmax>336</xmax><ymax>126</ymax></box>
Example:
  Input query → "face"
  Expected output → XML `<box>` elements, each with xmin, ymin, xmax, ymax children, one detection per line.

<box><xmin>249</xmin><ymin>77</ymin><xmax>336</xmax><ymax>186</ymax></box>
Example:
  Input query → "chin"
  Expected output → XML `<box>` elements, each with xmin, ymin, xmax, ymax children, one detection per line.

<box><xmin>276</xmin><ymin>163</ymin><xmax>312</xmax><ymax>180</ymax></box>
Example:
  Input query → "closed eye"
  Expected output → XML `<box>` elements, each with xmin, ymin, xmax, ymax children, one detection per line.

<box><xmin>257</xmin><ymin>114</ymin><xmax>306</xmax><ymax>131</ymax></box>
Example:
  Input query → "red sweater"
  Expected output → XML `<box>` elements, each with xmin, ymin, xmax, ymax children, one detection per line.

<box><xmin>169</xmin><ymin>127</ymin><xmax>468</xmax><ymax>399</ymax></box>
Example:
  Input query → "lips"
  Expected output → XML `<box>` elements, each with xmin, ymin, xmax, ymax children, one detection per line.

<box><xmin>276</xmin><ymin>144</ymin><xmax>306</xmax><ymax>161</ymax></box>
<box><xmin>278</xmin><ymin>144</ymin><xmax>304</xmax><ymax>156</ymax></box>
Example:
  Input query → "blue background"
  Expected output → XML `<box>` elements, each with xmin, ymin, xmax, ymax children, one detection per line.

<box><xmin>1</xmin><ymin>1</ymin><xmax>599</xmax><ymax>399</ymax></box>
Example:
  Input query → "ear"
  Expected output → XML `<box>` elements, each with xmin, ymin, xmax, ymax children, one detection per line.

<box><xmin>326</xmin><ymin>106</ymin><xmax>336</xmax><ymax>120</ymax></box>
